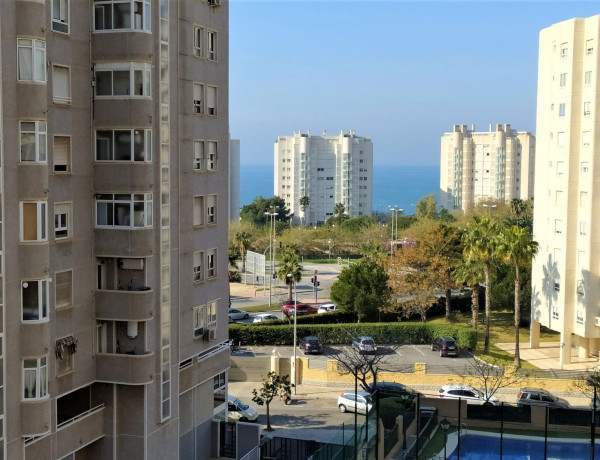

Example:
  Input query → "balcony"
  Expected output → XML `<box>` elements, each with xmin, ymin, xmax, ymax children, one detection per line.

<box><xmin>95</xmin><ymin>228</ymin><xmax>154</xmax><ymax>257</ymax></box>
<box><xmin>21</xmin><ymin>398</ymin><xmax>51</xmax><ymax>436</ymax></box>
<box><xmin>56</xmin><ymin>405</ymin><xmax>105</xmax><ymax>459</ymax></box>
<box><xmin>96</xmin><ymin>351</ymin><xmax>154</xmax><ymax>385</ymax></box>
<box><xmin>96</xmin><ymin>289</ymin><xmax>154</xmax><ymax>321</ymax></box>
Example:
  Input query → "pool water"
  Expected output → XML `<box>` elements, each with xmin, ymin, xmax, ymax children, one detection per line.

<box><xmin>447</xmin><ymin>432</ymin><xmax>600</xmax><ymax>460</ymax></box>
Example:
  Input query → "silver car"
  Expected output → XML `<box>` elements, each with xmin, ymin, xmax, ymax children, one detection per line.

<box><xmin>517</xmin><ymin>388</ymin><xmax>569</xmax><ymax>408</ymax></box>
<box><xmin>338</xmin><ymin>391</ymin><xmax>373</xmax><ymax>414</ymax></box>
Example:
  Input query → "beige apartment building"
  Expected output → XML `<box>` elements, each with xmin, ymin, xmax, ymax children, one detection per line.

<box><xmin>440</xmin><ymin>124</ymin><xmax>535</xmax><ymax>211</ymax></box>
<box><xmin>531</xmin><ymin>15</ymin><xmax>600</xmax><ymax>367</ymax></box>
<box><xmin>274</xmin><ymin>130</ymin><xmax>373</xmax><ymax>225</ymax></box>
<box><xmin>0</xmin><ymin>1</ymin><xmax>230</xmax><ymax>458</ymax></box>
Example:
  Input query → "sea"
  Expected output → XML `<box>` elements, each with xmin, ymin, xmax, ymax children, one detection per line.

<box><xmin>239</xmin><ymin>164</ymin><xmax>440</xmax><ymax>215</ymax></box>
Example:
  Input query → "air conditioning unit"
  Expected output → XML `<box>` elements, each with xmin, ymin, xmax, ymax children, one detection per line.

<box><xmin>208</xmin><ymin>0</ymin><xmax>220</xmax><ymax>5</ymax></box>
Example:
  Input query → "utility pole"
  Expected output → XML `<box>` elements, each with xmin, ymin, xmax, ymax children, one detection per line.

<box><xmin>264</xmin><ymin>206</ymin><xmax>278</xmax><ymax>309</ymax></box>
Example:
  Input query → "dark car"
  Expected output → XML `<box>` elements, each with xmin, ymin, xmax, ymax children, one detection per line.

<box><xmin>431</xmin><ymin>336</ymin><xmax>459</xmax><ymax>357</ymax></box>
<box><xmin>281</xmin><ymin>301</ymin><xmax>318</xmax><ymax>316</ymax></box>
<box><xmin>299</xmin><ymin>336</ymin><xmax>322</xmax><ymax>354</ymax></box>
<box><xmin>352</xmin><ymin>336</ymin><xmax>377</xmax><ymax>354</ymax></box>
<box><xmin>369</xmin><ymin>382</ymin><xmax>418</xmax><ymax>399</ymax></box>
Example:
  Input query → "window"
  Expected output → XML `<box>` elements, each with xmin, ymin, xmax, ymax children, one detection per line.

<box><xmin>193</xmin><ymin>140</ymin><xmax>205</xmax><ymax>171</ymax></box>
<box><xmin>55</xmin><ymin>271</ymin><xmax>72</xmax><ymax>309</ymax></box>
<box><xmin>207</xmin><ymin>249</ymin><xmax>216</xmax><ymax>279</ymax></box>
<box><xmin>95</xmin><ymin>193</ymin><xmax>153</xmax><ymax>228</ymax></box>
<box><xmin>193</xmin><ymin>196</ymin><xmax>205</xmax><ymax>226</ymax></box>
<box><xmin>558</xmin><ymin>103</ymin><xmax>565</xmax><ymax>117</ymax></box>
<box><xmin>557</xmin><ymin>132</ymin><xmax>565</xmax><ymax>147</ymax></box>
<box><xmin>207</xmin><ymin>141</ymin><xmax>217</xmax><ymax>170</ymax></box>
<box><xmin>561</xmin><ymin>42</ymin><xmax>568</xmax><ymax>58</ymax></box>
<box><xmin>584</xmin><ymin>101</ymin><xmax>591</xmax><ymax>116</ymax></box>
<box><xmin>17</xmin><ymin>38</ymin><xmax>46</xmax><ymax>82</ymax></box>
<box><xmin>21</xmin><ymin>201</ymin><xmax>47</xmax><ymax>242</ymax></box>
<box><xmin>587</xmin><ymin>39</ymin><xmax>594</xmax><ymax>55</ymax></box>
<box><xmin>554</xmin><ymin>219</ymin><xmax>563</xmax><ymax>234</ymax></box>
<box><xmin>207</xmin><ymin>300</ymin><xmax>217</xmax><ymax>326</ymax></box>
<box><xmin>193</xmin><ymin>26</ymin><xmax>204</xmax><ymax>57</ymax></box>
<box><xmin>54</xmin><ymin>203</ymin><xmax>71</xmax><ymax>239</ymax></box>
<box><xmin>95</xmin><ymin>63</ymin><xmax>151</xmax><ymax>98</ymax></box>
<box><xmin>207</xmin><ymin>86</ymin><xmax>217</xmax><ymax>116</ymax></box>
<box><xmin>581</xmin><ymin>162</ymin><xmax>590</xmax><ymax>177</ymax></box>
<box><xmin>193</xmin><ymin>251</ymin><xmax>204</xmax><ymax>282</ymax></box>
<box><xmin>56</xmin><ymin>336</ymin><xmax>74</xmax><ymax>375</ymax></box>
<box><xmin>559</xmin><ymin>73</ymin><xmax>566</xmax><ymax>87</ymax></box>
<box><xmin>207</xmin><ymin>30</ymin><xmax>217</xmax><ymax>60</ymax></box>
<box><xmin>582</xmin><ymin>131</ymin><xmax>590</xmax><ymax>147</ymax></box>
<box><xmin>555</xmin><ymin>190</ymin><xmax>563</xmax><ymax>206</ymax></box>
<box><xmin>579</xmin><ymin>221</ymin><xmax>587</xmax><ymax>236</ymax></box>
<box><xmin>23</xmin><ymin>357</ymin><xmax>48</xmax><ymax>400</ymax></box>
<box><xmin>22</xmin><ymin>279</ymin><xmax>49</xmax><ymax>321</ymax></box>
<box><xmin>193</xmin><ymin>83</ymin><xmax>204</xmax><ymax>114</ymax></box>
<box><xmin>95</xmin><ymin>129</ymin><xmax>152</xmax><ymax>161</ymax></box>
<box><xmin>20</xmin><ymin>121</ymin><xmax>47</xmax><ymax>163</ymax></box>
<box><xmin>585</xmin><ymin>71</ymin><xmax>592</xmax><ymax>85</ymax></box>
<box><xmin>556</xmin><ymin>161</ymin><xmax>565</xmax><ymax>176</ymax></box>
<box><xmin>53</xmin><ymin>65</ymin><xmax>71</xmax><ymax>104</ymax></box>
<box><xmin>53</xmin><ymin>136</ymin><xmax>71</xmax><ymax>173</ymax></box>
<box><xmin>207</xmin><ymin>195</ymin><xmax>216</xmax><ymax>224</ymax></box>
<box><xmin>193</xmin><ymin>305</ymin><xmax>205</xmax><ymax>338</ymax></box>
<box><xmin>94</xmin><ymin>0</ymin><xmax>151</xmax><ymax>31</ymax></box>
<box><xmin>580</xmin><ymin>191</ymin><xmax>588</xmax><ymax>207</ymax></box>
<box><xmin>52</xmin><ymin>0</ymin><xmax>70</xmax><ymax>33</ymax></box>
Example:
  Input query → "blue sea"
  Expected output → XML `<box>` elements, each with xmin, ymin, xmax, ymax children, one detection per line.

<box><xmin>240</xmin><ymin>164</ymin><xmax>440</xmax><ymax>215</ymax></box>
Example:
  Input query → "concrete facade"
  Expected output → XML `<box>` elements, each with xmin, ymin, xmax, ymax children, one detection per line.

<box><xmin>229</xmin><ymin>139</ymin><xmax>240</xmax><ymax>221</ymax></box>
<box><xmin>274</xmin><ymin>130</ymin><xmax>373</xmax><ymax>225</ymax></box>
<box><xmin>531</xmin><ymin>14</ymin><xmax>600</xmax><ymax>367</ymax></box>
<box><xmin>0</xmin><ymin>1</ymin><xmax>230</xmax><ymax>458</ymax></box>
<box><xmin>440</xmin><ymin>124</ymin><xmax>535</xmax><ymax>211</ymax></box>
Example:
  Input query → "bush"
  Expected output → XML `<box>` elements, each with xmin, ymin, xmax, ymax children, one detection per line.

<box><xmin>229</xmin><ymin>322</ymin><xmax>477</xmax><ymax>350</ymax></box>
<box><xmin>379</xmin><ymin>398</ymin><xmax>415</xmax><ymax>429</ymax></box>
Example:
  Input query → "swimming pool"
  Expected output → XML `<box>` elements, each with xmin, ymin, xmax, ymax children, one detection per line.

<box><xmin>446</xmin><ymin>431</ymin><xmax>600</xmax><ymax>460</ymax></box>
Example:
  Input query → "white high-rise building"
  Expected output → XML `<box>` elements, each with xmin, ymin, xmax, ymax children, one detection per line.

<box><xmin>274</xmin><ymin>130</ymin><xmax>373</xmax><ymax>225</ymax></box>
<box><xmin>531</xmin><ymin>14</ymin><xmax>600</xmax><ymax>366</ymax></box>
<box><xmin>440</xmin><ymin>124</ymin><xmax>535</xmax><ymax>212</ymax></box>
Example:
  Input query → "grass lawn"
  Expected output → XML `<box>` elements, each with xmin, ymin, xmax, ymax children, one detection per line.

<box><xmin>429</xmin><ymin>310</ymin><xmax>559</xmax><ymax>369</ymax></box>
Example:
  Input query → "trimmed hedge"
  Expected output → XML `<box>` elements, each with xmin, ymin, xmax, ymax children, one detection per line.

<box><xmin>229</xmin><ymin>322</ymin><xmax>477</xmax><ymax>350</ymax></box>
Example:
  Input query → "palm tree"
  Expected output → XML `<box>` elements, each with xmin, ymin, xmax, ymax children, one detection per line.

<box><xmin>454</xmin><ymin>258</ymin><xmax>485</xmax><ymax>330</ymax></box>
<box><xmin>277</xmin><ymin>247</ymin><xmax>302</xmax><ymax>301</ymax></box>
<box><xmin>333</xmin><ymin>202</ymin><xmax>346</xmax><ymax>225</ymax></box>
<box><xmin>299</xmin><ymin>196</ymin><xmax>310</xmax><ymax>225</ymax></box>
<box><xmin>497</xmin><ymin>225</ymin><xmax>539</xmax><ymax>368</ymax></box>
<box><xmin>233</xmin><ymin>231</ymin><xmax>251</xmax><ymax>272</ymax></box>
<box><xmin>462</xmin><ymin>216</ymin><xmax>500</xmax><ymax>354</ymax></box>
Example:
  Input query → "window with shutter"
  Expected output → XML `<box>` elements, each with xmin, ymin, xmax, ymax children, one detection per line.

<box><xmin>55</xmin><ymin>271</ymin><xmax>72</xmax><ymax>309</ymax></box>
<box><xmin>193</xmin><ymin>83</ymin><xmax>204</xmax><ymax>114</ymax></box>
<box><xmin>53</xmin><ymin>65</ymin><xmax>71</xmax><ymax>104</ymax></box>
<box><xmin>207</xmin><ymin>86</ymin><xmax>217</xmax><ymax>116</ymax></box>
<box><xmin>53</xmin><ymin>136</ymin><xmax>70</xmax><ymax>173</ymax></box>
<box><xmin>193</xmin><ymin>140</ymin><xmax>205</xmax><ymax>171</ymax></box>
<box><xmin>207</xmin><ymin>141</ymin><xmax>217</xmax><ymax>170</ymax></box>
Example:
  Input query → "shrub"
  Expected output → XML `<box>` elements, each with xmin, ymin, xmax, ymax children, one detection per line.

<box><xmin>379</xmin><ymin>398</ymin><xmax>415</xmax><ymax>429</ymax></box>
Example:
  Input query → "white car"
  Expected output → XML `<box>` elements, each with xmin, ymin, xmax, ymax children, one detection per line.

<box><xmin>338</xmin><ymin>391</ymin><xmax>373</xmax><ymax>414</ymax></box>
<box><xmin>253</xmin><ymin>313</ymin><xmax>279</xmax><ymax>323</ymax></box>
<box><xmin>317</xmin><ymin>303</ymin><xmax>337</xmax><ymax>314</ymax></box>
<box><xmin>228</xmin><ymin>308</ymin><xmax>250</xmax><ymax>321</ymax></box>
<box><xmin>438</xmin><ymin>384</ymin><xmax>499</xmax><ymax>406</ymax></box>
<box><xmin>228</xmin><ymin>395</ymin><xmax>259</xmax><ymax>422</ymax></box>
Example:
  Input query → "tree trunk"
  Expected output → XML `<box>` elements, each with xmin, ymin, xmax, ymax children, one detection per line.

<box><xmin>472</xmin><ymin>284</ymin><xmax>479</xmax><ymax>330</ymax></box>
<box><xmin>445</xmin><ymin>288</ymin><xmax>451</xmax><ymax>319</ymax></box>
<box><xmin>265</xmin><ymin>402</ymin><xmax>272</xmax><ymax>431</ymax></box>
<box><xmin>484</xmin><ymin>261</ymin><xmax>491</xmax><ymax>354</ymax></box>
<box><xmin>242</xmin><ymin>254</ymin><xmax>246</xmax><ymax>273</ymax></box>
<box><xmin>514</xmin><ymin>261</ymin><xmax>521</xmax><ymax>368</ymax></box>
<box><xmin>288</xmin><ymin>282</ymin><xmax>293</xmax><ymax>301</ymax></box>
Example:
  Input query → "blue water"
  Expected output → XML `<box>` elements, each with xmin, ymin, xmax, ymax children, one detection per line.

<box><xmin>449</xmin><ymin>433</ymin><xmax>599</xmax><ymax>460</ymax></box>
<box><xmin>240</xmin><ymin>163</ymin><xmax>440</xmax><ymax>215</ymax></box>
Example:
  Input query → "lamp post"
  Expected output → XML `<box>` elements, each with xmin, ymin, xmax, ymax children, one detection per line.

<box><xmin>440</xmin><ymin>418</ymin><xmax>450</xmax><ymax>460</ymax></box>
<box><xmin>328</xmin><ymin>239</ymin><xmax>332</xmax><ymax>260</ymax></box>
<box><xmin>264</xmin><ymin>206</ymin><xmax>278</xmax><ymax>309</ymax></box>
<box><xmin>287</xmin><ymin>273</ymin><xmax>298</xmax><ymax>395</ymax></box>
<box><xmin>388</xmin><ymin>206</ymin><xmax>403</xmax><ymax>255</ymax></box>
<box><xmin>587</xmin><ymin>376</ymin><xmax>598</xmax><ymax>460</ymax></box>
<box><xmin>482</xmin><ymin>203</ymin><xmax>497</xmax><ymax>216</ymax></box>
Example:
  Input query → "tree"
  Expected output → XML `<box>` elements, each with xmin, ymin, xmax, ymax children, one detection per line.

<box><xmin>333</xmin><ymin>202</ymin><xmax>347</xmax><ymax>225</ymax></box>
<box><xmin>462</xmin><ymin>216</ymin><xmax>501</xmax><ymax>354</ymax></box>
<box><xmin>496</xmin><ymin>225</ymin><xmax>539</xmax><ymax>368</ymax></box>
<box><xmin>251</xmin><ymin>372</ymin><xmax>293</xmax><ymax>431</ymax></box>
<box><xmin>299</xmin><ymin>195</ymin><xmax>310</xmax><ymax>225</ymax></box>
<box><xmin>330</xmin><ymin>259</ymin><xmax>390</xmax><ymax>322</ymax></box>
<box><xmin>415</xmin><ymin>194</ymin><xmax>437</xmax><ymax>219</ymax></box>
<box><xmin>464</xmin><ymin>358</ymin><xmax>523</xmax><ymax>404</ymax></box>
<box><xmin>454</xmin><ymin>258</ymin><xmax>485</xmax><ymax>329</ymax></box>
<box><xmin>277</xmin><ymin>247</ymin><xmax>302</xmax><ymax>301</ymax></box>
<box><xmin>240</xmin><ymin>196</ymin><xmax>290</xmax><ymax>226</ymax></box>
<box><xmin>232</xmin><ymin>231</ymin><xmax>251</xmax><ymax>272</ymax></box>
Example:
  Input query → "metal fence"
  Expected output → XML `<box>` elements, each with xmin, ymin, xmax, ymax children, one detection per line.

<box><xmin>260</xmin><ymin>436</ymin><xmax>319</xmax><ymax>460</ymax></box>
<box><xmin>403</xmin><ymin>408</ymin><xmax>438</xmax><ymax>460</ymax></box>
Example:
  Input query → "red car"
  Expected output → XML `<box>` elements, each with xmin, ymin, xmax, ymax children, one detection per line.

<box><xmin>280</xmin><ymin>301</ymin><xmax>318</xmax><ymax>316</ymax></box>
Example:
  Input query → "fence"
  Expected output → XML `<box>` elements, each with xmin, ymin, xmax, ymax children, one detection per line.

<box><xmin>403</xmin><ymin>407</ymin><xmax>438</xmax><ymax>460</ymax></box>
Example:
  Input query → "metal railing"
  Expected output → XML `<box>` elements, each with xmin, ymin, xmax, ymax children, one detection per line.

<box><xmin>240</xmin><ymin>445</ymin><xmax>259</xmax><ymax>460</ymax></box>
<box><xmin>57</xmin><ymin>403</ymin><xmax>105</xmax><ymax>429</ymax></box>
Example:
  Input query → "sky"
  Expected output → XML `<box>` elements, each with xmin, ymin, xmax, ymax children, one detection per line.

<box><xmin>230</xmin><ymin>1</ymin><xmax>600</xmax><ymax>167</ymax></box>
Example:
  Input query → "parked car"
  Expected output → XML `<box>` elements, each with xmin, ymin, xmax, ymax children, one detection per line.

<box><xmin>317</xmin><ymin>303</ymin><xmax>337</xmax><ymax>314</ymax></box>
<box><xmin>438</xmin><ymin>385</ymin><xmax>499</xmax><ymax>406</ymax></box>
<box><xmin>281</xmin><ymin>301</ymin><xmax>318</xmax><ymax>316</ymax></box>
<box><xmin>431</xmin><ymin>336</ymin><xmax>459</xmax><ymax>357</ymax></box>
<box><xmin>352</xmin><ymin>336</ymin><xmax>377</xmax><ymax>355</ymax></box>
<box><xmin>338</xmin><ymin>391</ymin><xmax>373</xmax><ymax>414</ymax></box>
<box><xmin>253</xmin><ymin>313</ymin><xmax>279</xmax><ymax>323</ymax></box>
<box><xmin>228</xmin><ymin>308</ymin><xmax>250</xmax><ymax>321</ymax></box>
<box><xmin>227</xmin><ymin>395</ymin><xmax>259</xmax><ymax>422</ymax></box>
<box><xmin>369</xmin><ymin>382</ymin><xmax>418</xmax><ymax>399</ymax></box>
<box><xmin>517</xmin><ymin>388</ymin><xmax>570</xmax><ymax>408</ymax></box>
<box><xmin>299</xmin><ymin>336</ymin><xmax>323</xmax><ymax>354</ymax></box>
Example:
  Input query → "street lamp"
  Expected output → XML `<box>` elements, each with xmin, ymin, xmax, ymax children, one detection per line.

<box><xmin>264</xmin><ymin>206</ymin><xmax>278</xmax><ymax>309</ymax></box>
<box><xmin>440</xmin><ymin>418</ymin><xmax>450</xmax><ymax>460</ymax></box>
<box><xmin>287</xmin><ymin>273</ymin><xmax>298</xmax><ymax>395</ymax></box>
<box><xmin>388</xmin><ymin>206</ymin><xmax>403</xmax><ymax>255</ymax></box>
<box><xmin>328</xmin><ymin>239</ymin><xmax>332</xmax><ymax>260</ymax></box>
<box><xmin>482</xmin><ymin>203</ymin><xmax>497</xmax><ymax>216</ymax></box>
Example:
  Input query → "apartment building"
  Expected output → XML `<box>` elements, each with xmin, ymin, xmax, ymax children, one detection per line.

<box><xmin>274</xmin><ymin>130</ymin><xmax>373</xmax><ymax>225</ymax></box>
<box><xmin>0</xmin><ymin>1</ymin><xmax>230</xmax><ymax>458</ymax></box>
<box><xmin>229</xmin><ymin>139</ymin><xmax>240</xmax><ymax>221</ymax></box>
<box><xmin>531</xmin><ymin>15</ymin><xmax>600</xmax><ymax>367</ymax></box>
<box><xmin>440</xmin><ymin>124</ymin><xmax>535</xmax><ymax>212</ymax></box>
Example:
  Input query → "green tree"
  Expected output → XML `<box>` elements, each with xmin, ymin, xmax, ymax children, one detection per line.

<box><xmin>330</xmin><ymin>259</ymin><xmax>390</xmax><ymax>322</ymax></box>
<box><xmin>277</xmin><ymin>247</ymin><xmax>303</xmax><ymax>301</ymax></box>
<box><xmin>251</xmin><ymin>372</ymin><xmax>293</xmax><ymax>431</ymax></box>
<box><xmin>496</xmin><ymin>225</ymin><xmax>539</xmax><ymax>367</ymax></box>
<box><xmin>299</xmin><ymin>196</ymin><xmax>310</xmax><ymax>225</ymax></box>
<box><xmin>454</xmin><ymin>258</ymin><xmax>485</xmax><ymax>329</ymax></box>
<box><xmin>416</xmin><ymin>194</ymin><xmax>438</xmax><ymax>219</ymax></box>
<box><xmin>232</xmin><ymin>231</ymin><xmax>251</xmax><ymax>272</ymax></box>
<box><xmin>333</xmin><ymin>202</ymin><xmax>347</xmax><ymax>225</ymax></box>
<box><xmin>462</xmin><ymin>216</ymin><xmax>501</xmax><ymax>354</ymax></box>
<box><xmin>240</xmin><ymin>196</ymin><xmax>290</xmax><ymax>226</ymax></box>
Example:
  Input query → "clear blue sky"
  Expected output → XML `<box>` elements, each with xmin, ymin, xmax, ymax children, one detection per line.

<box><xmin>230</xmin><ymin>1</ymin><xmax>600</xmax><ymax>166</ymax></box>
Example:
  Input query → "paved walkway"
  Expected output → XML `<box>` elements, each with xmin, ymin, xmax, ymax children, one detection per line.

<box><xmin>495</xmin><ymin>341</ymin><xmax>599</xmax><ymax>370</ymax></box>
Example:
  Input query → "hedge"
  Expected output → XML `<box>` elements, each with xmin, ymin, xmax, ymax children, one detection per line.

<box><xmin>229</xmin><ymin>322</ymin><xmax>477</xmax><ymax>350</ymax></box>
